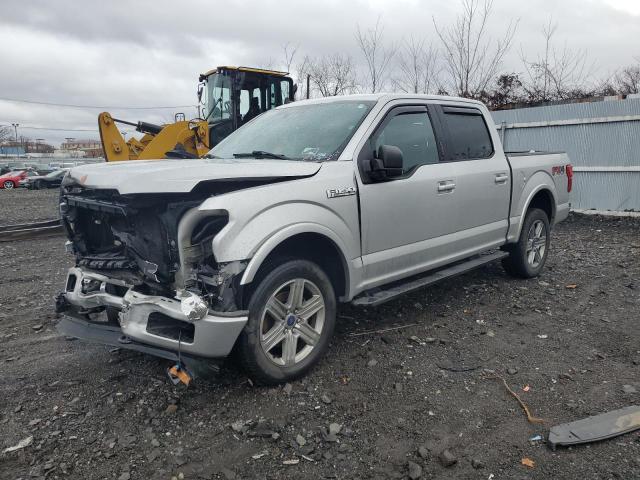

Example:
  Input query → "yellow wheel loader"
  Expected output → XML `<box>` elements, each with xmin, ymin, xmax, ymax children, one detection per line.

<box><xmin>99</xmin><ymin>66</ymin><xmax>295</xmax><ymax>162</ymax></box>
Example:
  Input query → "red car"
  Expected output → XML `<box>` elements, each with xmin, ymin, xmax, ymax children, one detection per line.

<box><xmin>0</xmin><ymin>170</ymin><xmax>37</xmax><ymax>189</ymax></box>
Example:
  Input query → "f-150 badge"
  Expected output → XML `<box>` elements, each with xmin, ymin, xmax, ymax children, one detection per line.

<box><xmin>326</xmin><ymin>186</ymin><xmax>356</xmax><ymax>198</ymax></box>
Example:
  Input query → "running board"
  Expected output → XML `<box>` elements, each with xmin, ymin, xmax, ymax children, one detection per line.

<box><xmin>352</xmin><ymin>251</ymin><xmax>508</xmax><ymax>307</ymax></box>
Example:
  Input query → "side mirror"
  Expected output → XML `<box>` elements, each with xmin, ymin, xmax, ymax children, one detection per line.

<box><xmin>370</xmin><ymin>145</ymin><xmax>403</xmax><ymax>179</ymax></box>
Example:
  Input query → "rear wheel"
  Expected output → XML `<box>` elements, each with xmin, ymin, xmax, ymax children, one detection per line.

<box><xmin>502</xmin><ymin>208</ymin><xmax>550</xmax><ymax>278</ymax></box>
<box><xmin>236</xmin><ymin>259</ymin><xmax>336</xmax><ymax>385</ymax></box>
<box><xmin>3</xmin><ymin>180</ymin><xmax>14</xmax><ymax>189</ymax></box>
<box><xmin>33</xmin><ymin>180</ymin><xmax>43</xmax><ymax>190</ymax></box>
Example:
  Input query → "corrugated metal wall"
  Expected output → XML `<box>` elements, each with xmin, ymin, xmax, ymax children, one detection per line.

<box><xmin>491</xmin><ymin>96</ymin><xmax>640</xmax><ymax>211</ymax></box>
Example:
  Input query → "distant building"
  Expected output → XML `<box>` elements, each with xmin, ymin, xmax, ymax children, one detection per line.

<box><xmin>60</xmin><ymin>139</ymin><xmax>104</xmax><ymax>158</ymax></box>
<box><xmin>0</xmin><ymin>145</ymin><xmax>26</xmax><ymax>156</ymax></box>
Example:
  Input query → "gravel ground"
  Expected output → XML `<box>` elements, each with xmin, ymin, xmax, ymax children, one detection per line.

<box><xmin>0</xmin><ymin>188</ymin><xmax>60</xmax><ymax>225</ymax></box>
<box><xmin>0</xmin><ymin>190</ymin><xmax>639</xmax><ymax>479</ymax></box>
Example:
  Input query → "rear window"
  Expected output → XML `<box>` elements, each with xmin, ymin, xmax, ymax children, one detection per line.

<box><xmin>443</xmin><ymin>109</ymin><xmax>493</xmax><ymax>160</ymax></box>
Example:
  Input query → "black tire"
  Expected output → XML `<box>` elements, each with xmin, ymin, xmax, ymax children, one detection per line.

<box><xmin>236</xmin><ymin>259</ymin><xmax>336</xmax><ymax>385</ymax></box>
<box><xmin>3</xmin><ymin>180</ymin><xmax>14</xmax><ymax>189</ymax></box>
<box><xmin>502</xmin><ymin>208</ymin><xmax>551</xmax><ymax>278</ymax></box>
<box><xmin>34</xmin><ymin>180</ymin><xmax>42</xmax><ymax>190</ymax></box>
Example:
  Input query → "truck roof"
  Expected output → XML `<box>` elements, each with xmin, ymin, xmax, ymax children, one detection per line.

<box><xmin>283</xmin><ymin>93</ymin><xmax>486</xmax><ymax>108</ymax></box>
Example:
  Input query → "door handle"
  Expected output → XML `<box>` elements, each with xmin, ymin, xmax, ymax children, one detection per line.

<box><xmin>437</xmin><ymin>181</ymin><xmax>456</xmax><ymax>192</ymax></box>
<box><xmin>495</xmin><ymin>173</ymin><xmax>509</xmax><ymax>184</ymax></box>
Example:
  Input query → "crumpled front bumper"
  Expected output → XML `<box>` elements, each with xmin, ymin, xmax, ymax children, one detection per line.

<box><xmin>56</xmin><ymin>267</ymin><xmax>248</xmax><ymax>358</ymax></box>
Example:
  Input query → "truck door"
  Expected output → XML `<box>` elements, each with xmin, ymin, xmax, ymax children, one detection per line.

<box><xmin>356</xmin><ymin>103</ymin><xmax>461</xmax><ymax>289</ymax></box>
<box><xmin>433</xmin><ymin>105</ymin><xmax>511</xmax><ymax>251</ymax></box>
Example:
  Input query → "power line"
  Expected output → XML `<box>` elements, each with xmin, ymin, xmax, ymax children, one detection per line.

<box><xmin>0</xmin><ymin>123</ymin><xmax>135</xmax><ymax>133</ymax></box>
<box><xmin>0</xmin><ymin>96</ymin><xmax>197</xmax><ymax>110</ymax></box>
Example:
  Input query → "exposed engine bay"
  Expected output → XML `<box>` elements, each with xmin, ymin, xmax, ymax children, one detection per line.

<box><xmin>58</xmin><ymin>180</ymin><xmax>257</xmax><ymax>312</ymax></box>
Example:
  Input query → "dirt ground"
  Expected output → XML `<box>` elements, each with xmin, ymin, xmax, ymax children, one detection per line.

<box><xmin>1</xmin><ymin>188</ymin><xmax>639</xmax><ymax>480</ymax></box>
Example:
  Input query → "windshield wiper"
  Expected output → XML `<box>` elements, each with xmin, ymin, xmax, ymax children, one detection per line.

<box><xmin>233</xmin><ymin>150</ymin><xmax>289</xmax><ymax>159</ymax></box>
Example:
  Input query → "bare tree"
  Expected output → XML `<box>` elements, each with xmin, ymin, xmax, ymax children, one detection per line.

<box><xmin>294</xmin><ymin>55</ymin><xmax>312</xmax><ymax>100</ymax></box>
<box><xmin>433</xmin><ymin>0</ymin><xmax>518</xmax><ymax>98</ymax></box>
<box><xmin>0</xmin><ymin>126</ymin><xmax>12</xmax><ymax>144</ymax></box>
<box><xmin>520</xmin><ymin>19</ymin><xmax>593</xmax><ymax>102</ymax></box>
<box><xmin>355</xmin><ymin>18</ymin><xmax>396</xmax><ymax>93</ymax></box>
<box><xmin>282</xmin><ymin>42</ymin><xmax>299</xmax><ymax>73</ymax></box>
<box><xmin>307</xmin><ymin>54</ymin><xmax>358</xmax><ymax>97</ymax></box>
<box><xmin>392</xmin><ymin>37</ymin><xmax>441</xmax><ymax>94</ymax></box>
<box><xmin>615</xmin><ymin>61</ymin><xmax>640</xmax><ymax>94</ymax></box>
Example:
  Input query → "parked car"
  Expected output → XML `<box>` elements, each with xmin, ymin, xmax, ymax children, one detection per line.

<box><xmin>0</xmin><ymin>170</ymin><xmax>38</xmax><ymax>189</ymax></box>
<box><xmin>21</xmin><ymin>169</ymin><xmax>68</xmax><ymax>189</ymax></box>
<box><xmin>56</xmin><ymin>94</ymin><xmax>572</xmax><ymax>384</ymax></box>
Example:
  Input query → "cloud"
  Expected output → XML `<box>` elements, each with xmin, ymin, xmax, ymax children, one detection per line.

<box><xmin>0</xmin><ymin>0</ymin><xmax>638</xmax><ymax>146</ymax></box>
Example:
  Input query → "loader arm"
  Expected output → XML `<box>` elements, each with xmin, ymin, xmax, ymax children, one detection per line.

<box><xmin>98</xmin><ymin>112</ymin><xmax>210</xmax><ymax>162</ymax></box>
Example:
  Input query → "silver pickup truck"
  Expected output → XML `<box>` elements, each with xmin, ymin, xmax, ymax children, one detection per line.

<box><xmin>56</xmin><ymin>94</ymin><xmax>572</xmax><ymax>384</ymax></box>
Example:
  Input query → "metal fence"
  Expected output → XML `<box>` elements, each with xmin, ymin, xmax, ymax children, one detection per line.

<box><xmin>491</xmin><ymin>95</ymin><xmax>640</xmax><ymax>211</ymax></box>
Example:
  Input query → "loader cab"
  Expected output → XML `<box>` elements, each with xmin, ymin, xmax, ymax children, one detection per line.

<box><xmin>200</xmin><ymin>66</ymin><xmax>295</xmax><ymax>148</ymax></box>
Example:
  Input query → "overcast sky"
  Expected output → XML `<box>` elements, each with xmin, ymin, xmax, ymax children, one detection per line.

<box><xmin>1</xmin><ymin>0</ymin><xmax>639</xmax><ymax>146</ymax></box>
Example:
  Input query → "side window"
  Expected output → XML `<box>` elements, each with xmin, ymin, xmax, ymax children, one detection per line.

<box><xmin>239</xmin><ymin>90</ymin><xmax>250</xmax><ymax>116</ymax></box>
<box><xmin>280</xmin><ymin>80</ymin><xmax>291</xmax><ymax>103</ymax></box>
<box><xmin>373</xmin><ymin>111</ymin><xmax>439</xmax><ymax>173</ymax></box>
<box><xmin>442</xmin><ymin>110</ymin><xmax>494</xmax><ymax>160</ymax></box>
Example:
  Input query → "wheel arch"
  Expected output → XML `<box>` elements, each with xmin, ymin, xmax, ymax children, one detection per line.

<box><xmin>509</xmin><ymin>171</ymin><xmax>558</xmax><ymax>243</ymax></box>
<box><xmin>240</xmin><ymin>225</ymin><xmax>351</xmax><ymax>301</ymax></box>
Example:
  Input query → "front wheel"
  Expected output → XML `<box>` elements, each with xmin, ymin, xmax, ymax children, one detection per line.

<box><xmin>3</xmin><ymin>180</ymin><xmax>14</xmax><ymax>189</ymax></box>
<box><xmin>236</xmin><ymin>259</ymin><xmax>336</xmax><ymax>385</ymax></box>
<box><xmin>502</xmin><ymin>208</ymin><xmax>551</xmax><ymax>278</ymax></box>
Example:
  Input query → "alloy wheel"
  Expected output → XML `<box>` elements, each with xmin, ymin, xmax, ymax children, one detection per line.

<box><xmin>526</xmin><ymin>219</ymin><xmax>547</xmax><ymax>267</ymax></box>
<box><xmin>259</xmin><ymin>278</ymin><xmax>325</xmax><ymax>366</ymax></box>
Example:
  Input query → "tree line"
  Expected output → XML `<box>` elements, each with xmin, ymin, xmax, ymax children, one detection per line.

<box><xmin>278</xmin><ymin>0</ymin><xmax>640</xmax><ymax>110</ymax></box>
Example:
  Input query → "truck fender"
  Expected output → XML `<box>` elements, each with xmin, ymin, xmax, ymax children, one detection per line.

<box><xmin>239</xmin><ymin>222</ymin><xmax>352</xmax><ymax>290</ymax></box>
<box><xmin>509</xmin><ymin>170</ymin><xmax>558</xmax><ymax>243</ymax></box>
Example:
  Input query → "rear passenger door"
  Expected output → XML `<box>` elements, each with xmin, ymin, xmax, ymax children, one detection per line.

<box><xmin>433</xmin><ymin>105</ymin><xmax>511</xmax><ymax>251</ymax></box>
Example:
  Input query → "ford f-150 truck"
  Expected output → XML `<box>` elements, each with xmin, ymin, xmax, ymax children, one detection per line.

<box><xmin>56</xmin><ymin>94</ymin><xmax>572</xmax><ymax>384</ymax></box>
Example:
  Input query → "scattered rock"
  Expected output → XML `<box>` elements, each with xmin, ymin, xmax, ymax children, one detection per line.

<box><xmin>438</xmin><ymin>449</ymin><xmax>457</xmax><ymax>467</ymax></box>
<box><xmin>118</xmin><ymin>473</ymin><xmax>130</xmax><ymax>480</ymax></box>
<box><xmin>471</xmin><ymin>458</ymin><xmax>485</xmax><ymax>469</ymax></box>
<box><xmin>165</xmin><ymin>404</ymin><xmax>178</xmax><ymax>414</ymax></box>
<box><xmin>507</xmin><ymin>367</ymin><xmax>518</xmax><ymax>375</ymax></box>
<box><xmin>147</xmin><ymin>449</ymin><xmax>161</xmax><ymax>462</ymax></box>
<box><xmin>220</xmin><ymin>467</ymin><xmax>236</xmax><ymax>479</ymax></box>
<box><xmin>417</xmin><ymin>446</ymin><xmax>429</xmax><ymax>459</ymax></box>
<box><xmin>321</xmin><ymin>394</ymin><xmax>332</xmax><ymax>404</ymax></box>
<box><xmin>394</xmin><ymin>383</ymin><xmax>403</xmax><ymax>393</ymax></box>
<box><xmin>329</xmin><ymin>423</ymin><xmax>342</xmax><ymax>435</ymax></box>
<box><xmin>367</xmin><ymin>358</ymin><xmax>378</xmax><ymax>367</ymax></box>
<box><xmin>424</xmin><ymin>337</ymin><xmax>437</xmax><ymax>344</ymax></box>
<box><xmin>407</xmin><ymin>460</ymin><xmax>422</xmax><ymax>479</ymax></box>
<box><xmin>231</xmin><ymin>420</ymin><xmax>245</xmax><ymax>433</ymax></box>
<box><xmin>2</xmin><ymin>435</ymin><xmax>33</xmax><ymax>453</ymax></box>
<box><xmin>296</xmin><ymin>434</ymin><xmax>307</xmax><ymax>447</ymax></box>
<box><xmin>622</xmin><ymin>384</ymin><xmax>637</xmax><ymax>394</ymax></box>
<box><xmin>32</xmin><ymin>324</ymin><xmax>43</xmax><ymax>331</ymax></box>
<box><xmin>151</xmin><ymin>438</ymin><xmax>160</xmax><ymax>447</ymax></box>
<box><xmin>283</xmin><ymin>383</ymin><xmax>293</xmax><ymax>395</ymax></box>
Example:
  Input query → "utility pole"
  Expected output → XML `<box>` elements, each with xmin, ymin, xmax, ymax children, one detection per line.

<box><xmin>11</xmin><ymin>123</ymin><xmax>19</xmax><ymax>157</ymax></box>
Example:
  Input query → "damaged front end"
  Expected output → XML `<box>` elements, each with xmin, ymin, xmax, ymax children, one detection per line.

<box><xmin>56</xmin><ymin>178</ymin><xmax>249</xmax><ymax>359</ymax></box>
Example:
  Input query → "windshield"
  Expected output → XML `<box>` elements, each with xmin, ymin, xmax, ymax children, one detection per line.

<box><xmin>209</xmin><ymin>100</ymin><xmax>375</xmax><ymax>161</ymax></box>
<box><xmin>204</xmin><ymin>73</ymin><xmax>232</xmax><ymax>122</ymax></box>
<box><xmin>45</xmin><ymin>170</ymin><xmax>65</xmax><ymax>178</ymax></box>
